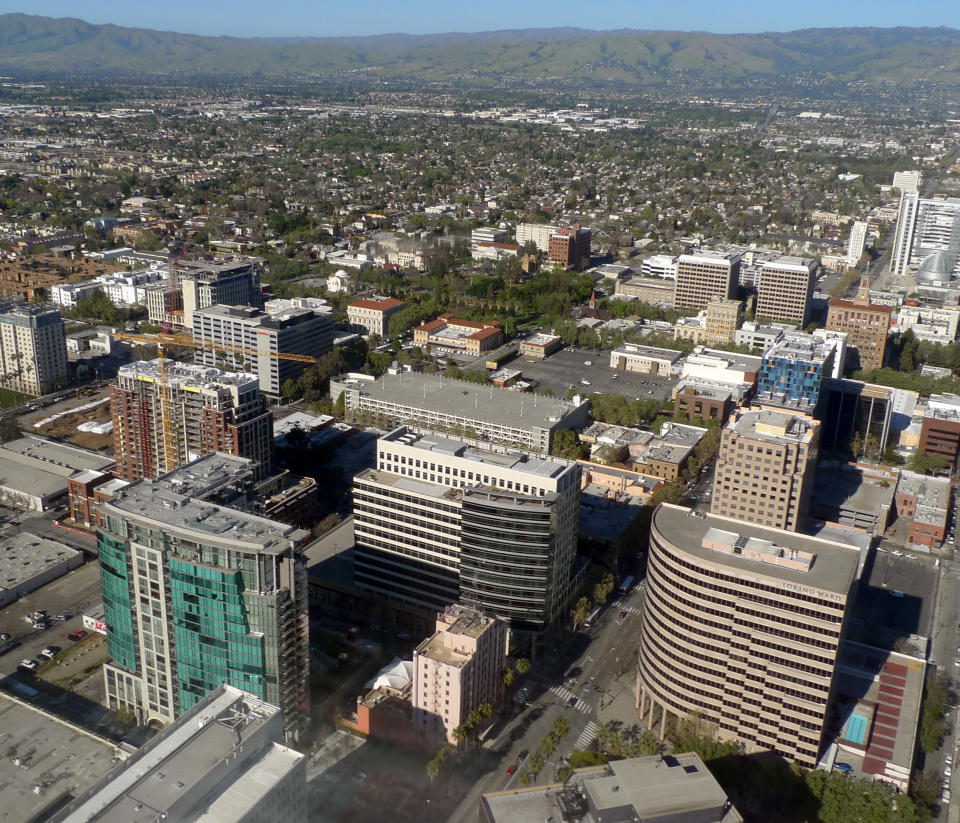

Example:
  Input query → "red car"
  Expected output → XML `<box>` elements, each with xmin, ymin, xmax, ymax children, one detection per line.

<box><xmin>505</xmin><ymin>765</ymin><xmax>517</xmax><ymax>777</ymax></box>
<box><xmin>68</xmin><ymin>630</ymin><xmax>87</xmax><ymax>641</ymax></box>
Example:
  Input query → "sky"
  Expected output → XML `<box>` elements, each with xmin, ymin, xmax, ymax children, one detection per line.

<box><xmin>2</xmin><ymin>0</ymin><xmax>959</xmax><ymax>39</ymax></box>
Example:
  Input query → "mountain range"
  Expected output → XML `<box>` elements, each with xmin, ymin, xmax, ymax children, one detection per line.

<box><xmin>1</xmin><ymin>14</ymin><xmax>960</xmax><ymax>88</ymax></box>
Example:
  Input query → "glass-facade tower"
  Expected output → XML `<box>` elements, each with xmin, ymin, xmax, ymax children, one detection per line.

<box><xmin>98</xmin><ymin>466</ymin><xmax>311</xmax><ymax>742</ymax></box>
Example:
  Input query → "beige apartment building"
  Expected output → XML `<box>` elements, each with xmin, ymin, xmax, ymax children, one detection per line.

<box><xmin>673</xmin><ymin>251</ymin><xmax>741</xmax><ymax>312</ymax></box>
<box><xmin>347</xmin><ymin>296</ymin><xmax>406</xmax><ymax>337</ymax></box>
<box><xmin>711</xmin><ymin>409</ymin><xmax>820</xmax><ymax>532</ymax></box>
<box><xmin>0</xmin><ymin>301</ymin><xmax>68</xmax><ymax>396</ymax></box>
<box><xmin>825</xmin><ymin>277</ymin><xmax>892</xmax><ymax>372</ymax></box>
<box><xmin>756</xmin><ymin>256</ymin><xmax>817</xmax><ymax>327</ymax></box>
<box><xmin>637</xmin><ymin>503</ymin><xmax>858</xmax><ymax>768</ymax></box>
<box><xmin>609</xmin><ymin>343</ymin><xmax>683</xmax><ymax>376</ymax></box>
<box><xmin>413</xmin><ymin>605</ymin><xmax>507</xmax><ymax>744</ymax></box>
<box><xmin>704</xmin><ymin>298</ymin><xmax>743</xmax><ymax>344</ymax></box>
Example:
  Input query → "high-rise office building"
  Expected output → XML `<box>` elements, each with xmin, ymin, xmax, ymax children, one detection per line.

<box><xmin>352</xmin><ymin>426</ymin><xmax>581</xmax><ymax>631</ymax></box>
<box><xmin>146</xmin><ymin>256</ymin><xmax>264</xmax><ymax>331</ymax></box>
<box><xmin>515</xmin><ymin>222</ymin><xmax>559</xmax><ymax>253</ymax></box>
<box><xmin>548</xmin><ymin>225</ymin><xmax>592</xmax><ymax>270</ymax></box>
<box><xmin>0</xmin><ymin>300</ymin><xmax>68</xmax><ymax>396</ymax></box>
<box><xmin>52</xmin><ymin>686</ymin><xmax>307</xmax><ymax>823</ymax></box>
<box><xmin>847</xmin><ymin>221</ymin><xmax>868</xmax><ymax>265</ymax></box>
<box><xmin>711</xmin><ymin>409</ymin><xmax>820</xmax><ymax>532</ymax></box>
<box><xmin>111</xmin><ymin>359</ymin><xmax>273</xmax><ymax>482</ymax></box>
<box><xmin>673</xmin><ymin>251</ymin><xmax>741</xmax><ymax>312</ymax></box>
<box><xmin>97</xmin><ymin>457</ymin><xmax>311</xmax><ymax>741</ymax></box>
<box><xmin>755</xmin><ymin>256</ymin><xmax>817</xmax><ymax>327</ymax></box>
<box><xmin>193</xmin><ymin>298</ymin><xmax>334</xmax><ymax>396</ymax></box>
<box><xmin>890</xmin><ymin>194</ymin><xmax>960</xmax><ymax>278</ymax></box>
<box><xmin>413</xmin><ymin>605</ymin><xmax>507</xmax><ymax>743</ymax></box>
<box><xmin>637</xmin><ymin>503</ymin><xmax>857</xmax><ymax>768</ymax></box>
<box><xmin>891</xmin><ymin>170</ymin><xmax>922</xmax><ymax>194</ymax></box>
<box><xmin>825</xmin><ymin>277</ymin><xmax>892</xmax><ymax>372</ymax></box>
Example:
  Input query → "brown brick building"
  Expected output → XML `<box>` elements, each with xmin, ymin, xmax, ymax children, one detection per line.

<box><xmin>111</xmin><ymin>359</ymin><xmax>273</xmax><ymax>482</ymax></box>
<box><xmin>825</xmin><ymin>277</ymin><xmax>892</xmax><ymax>372</ymax></box>
<box><xmin>918</xmin><ymin>393</ymin><xmax>960</xmax><ymax>472</ymax></box>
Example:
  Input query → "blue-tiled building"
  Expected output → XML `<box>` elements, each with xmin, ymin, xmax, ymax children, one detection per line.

<box><xmin>756</xmin><ymin>332</ymin><xmax>846</xmax><ymax>414</ymax></box>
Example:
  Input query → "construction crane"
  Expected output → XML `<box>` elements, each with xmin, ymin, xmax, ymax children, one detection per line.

<box><xmin>112</xmin><ymin>331</ymin><xmax>318</xmax><ymax>365</ymax></box>
<box><xmin>112</xmin><ymin>330</ymin><xmax>319</xmax><ymax>476</ymax></box>
<box><xmin>154</xmin><ymin>205</ymin><xmax>208</xmax><ymax>473</ymax></box>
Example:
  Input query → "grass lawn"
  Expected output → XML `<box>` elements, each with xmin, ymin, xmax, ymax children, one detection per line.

<box><xmin>0</xmin><ymin>387</ymin><xmax>29</xmax><ymax>408</ymax></box>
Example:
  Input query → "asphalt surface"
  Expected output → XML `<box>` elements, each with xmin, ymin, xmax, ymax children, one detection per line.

<box><xmin>513</xmin><ymin>346</ymin><xmax>677</xmax><ymax>404</ymax></box>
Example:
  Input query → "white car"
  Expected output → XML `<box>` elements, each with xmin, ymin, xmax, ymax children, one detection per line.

<box><xmin>947</xmin><ymin>754</ymin><xmax>953</xmax><ymax>766</ymax></box>
<box><xmin>946</xmin><ymin>765</ymin><xmax>953</xmax><ymax>779</ymax></box>
<box><xmin>19</xmin><ymin>659</ymin><xmax>37</xmax><ymax>671</ymax></box>
<box><xmin>943</xmin><ymin>789</ymin><xmax>952</xmax><ymax>805</ymax></box>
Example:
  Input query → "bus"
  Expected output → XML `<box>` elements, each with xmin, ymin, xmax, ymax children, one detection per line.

<box><xmin>619</xmin><ymin>575</ymin><xmax>635</xmax><ymax>596</ymax></box>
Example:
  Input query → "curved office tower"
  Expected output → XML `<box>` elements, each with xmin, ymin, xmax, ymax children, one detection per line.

<box><xmin>637</xmin><ymin>503</ymin><xmax>857</xmax><ymax>768</ymax></box>
<box><xmin>459</xmin><ymin>489</ymin><xmax>569</xmax><ymax>632</ymax></box>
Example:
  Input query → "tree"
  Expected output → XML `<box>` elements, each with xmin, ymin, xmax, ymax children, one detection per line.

<box><xmin>551</xmin><ymin>429</ymin><xmax>587</xmax><ymax>460</ymax></box>
<box><xmin>851</xmin><ymin>431</ymin><xmax>864</xmax><ymax>459</ymax></box>
<box><xmin>909</xmin><ymin>451</ymin><xmax>950</xmax><ymax>476</ymax></box>
<box><xmin>570</xmin><ymin>596</ymin><xmax>592</xmax><ymax>631</ymax></box>
<box><xmin>593</xmin><ymin>572</ymin><xmax>615</xmax><ymax>606</ymax></box>
<box><xmin>516</xmin><ymin>658</ymin><xmax>531</xmax><ymax>676</ymax></box>
<box><xmin>503</xmin><ymin>668</ymin><xmax>515</xmax><ymax>687</ymax></box>
<box><xmin>551</xmin><ymin>717</ymin><xmax>570</xmax><ymax>742</ymax></box>
<box><xmin>281</xmin><ymin>378</ymin><xmax>301</xmax><ymax>401</ymax></box>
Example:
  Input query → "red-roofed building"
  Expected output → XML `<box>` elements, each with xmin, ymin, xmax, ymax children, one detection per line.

<box><xmin>413</xmin><ymin>313</ymin><xmax>504</xmax><ymax>355</ymax></box>
<box><xmin>347</xmin><ymin>296</ymin><xmax>406</xmax><ymax>337</ymax></box>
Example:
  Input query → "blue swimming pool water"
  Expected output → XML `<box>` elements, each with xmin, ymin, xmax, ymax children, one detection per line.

<box><xmin>846</xmin><ymin>713</ymin><xmax>868</xmax><ymax>745</ymax></box>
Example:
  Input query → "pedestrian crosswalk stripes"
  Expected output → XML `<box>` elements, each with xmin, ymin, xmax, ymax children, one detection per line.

<box><xmin>575</xmin><ymin>721</ymin><xmax>598</xmax><ymax>751</ymax></box>
<box><xmin>546</xmin><ymin>682</ymin><xmax>590</xmax><ymax>713</ymax></box>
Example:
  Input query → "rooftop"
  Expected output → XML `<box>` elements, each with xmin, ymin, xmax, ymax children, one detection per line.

<box><xmin>764</xmin><ymin>332</ymin><xmax>839</xmax><ymax>364</ymax></box>
<box><xmin>729</xmin><ymin>409</ymin><xmax>817</xmax><ymax>445</ymax></box>
<box><xmin>481</xmin><ymin>753</ymin><xmax>741</xmax><ymax>823</ymax></box>
<box><xmin>335</xmin><ymin>372</ymin><xmax>586</xmax><ymax>432</ymax></box>
<box><xmin>381</xmin><ymin>427</ymin><xmax>575</xmax><ymax>480</ymax></box>
<box><xmin>654</xmin><ymin>503</ymin><xmax>860</xmax><ymax>597</ymax></box>
<box><xmin>118</xmin><ymin>358</ymin><xmax>258</xmax><ymax>391</ymax></box>
<box><xmin>524</xmin><ymin>333</ymin><xmax>561</xmax><ymax>347</ymax></box>
<box><xmin>926</xmin><ymin>393</ymin><xmax>960</xmax><ymax>422</ymax></box>
<box><xmin>348</xmin><ymin>296</ymin><xmax>405</xmax><ymax>311</ymax></box>
<box><xmin>612</xmin><ymin>343</ymin><xmax>684</xmax><ymax>362</ymax></box>
<box><xmin>101</xmin><ymin>468</ymin><xmax>308</xmax><ymax>555</ymax></box>
<box><xmin>761</xmin><ymin>255</ymin><xmax>817</xmax><ymax>272</ymax></box>
<box><xmin>0</xmin><ymin>532</ymin><xmax>81</xmax><ymax>589</ymax></box>
<box><xmin>0</xmin><ymin>694</ymin><xmax>122</xmax><ymax>823</ymax></box>
<box><xmin>678</xmin><ymin>250</ymin><xmax>741</xmax><ymax>266</ymax></box>
<box><xmin>686</xmin><ymin>347</ymin><xmax>763</xmax><ymax>374</ymax></box>
<box><xmin>52</xmin><ymin>686</ymin><xmax>301</xmax><ymax>823</ymax></box>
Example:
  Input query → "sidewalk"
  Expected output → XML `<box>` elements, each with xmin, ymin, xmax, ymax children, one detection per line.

<box><xmin>596</xmin><ymin>672</ymin><xmax>639</xmax><ymax>728</ymax></box>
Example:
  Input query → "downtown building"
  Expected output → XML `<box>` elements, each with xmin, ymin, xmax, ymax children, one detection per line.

<box><xmin>193</xmin><ymin>298</ymin><xmax>334</xmax><ymax>396</ymax></box>
<box><xmin>331</xmin><ymin>371</ymin><xmax>590</xmax><ymax>456</ymax></box>
<box><xmin>673</xmin><ymin>250</ymin><xmax>741</xmax><ymax>313</ymax></box>
<box><xmin>636</xmin><ymin>503</ymin><xmax>858</xmax><ymax>768</ymax></box>
<box><xmin>0</xmin><ymin>300</ymin><xmax>68</xmax><ymax>396</ymax></box>
<box><xmin>890</xmin><ymin>193</ymin><xmax>960</xmax><ymax>278</ymax></box>
<box><xmin>51</xmin><ymin>686</ymin><xmax>306</xmax><ymax>823</ymax></box>
<box><xmin>97</xmin><ymin>457</ymin><xmax>311</xmax><ymax>741</ymax></box>
<box><xmin>111</xmin><ymin>359</ymin><xmax>273</xmax><ymax>482</ymax></box>
<box><xmin>353</xmin><ymin>426</ymin><xmax>581</xmax><ymax>632</ymax></box>
<box><xmin>413</xmin><ymin>605</ymin><xmax>507</xmax><ymax>744</ymax></box>
<box><xmin>755</xmin><ymin>331</ymin><xmax>846</xmax><ymax>414</ymax></box>
<box><xmin>711</xmin><ymin>409</ymin><xmax>820</xmax><ymax>533</ymax></box>
<box><xmin>755</xmin><ymin>256</ymin><xmax>817</xmax><ymax>327</ymax></box>
<box><xmin>146</xmin><ymin>256</ymin><xmax>264</xmax><ymax>331</ymax></box>
<box><xmin>825</xmin><ymin>277</ymin><xmax>892</xmax><ymax>372</ymax></box>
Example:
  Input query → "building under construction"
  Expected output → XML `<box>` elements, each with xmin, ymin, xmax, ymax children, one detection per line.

<box><xmin>110</xmin><ymin>359</ymin><xmax>273</xmax><ymax>482</ymax></box>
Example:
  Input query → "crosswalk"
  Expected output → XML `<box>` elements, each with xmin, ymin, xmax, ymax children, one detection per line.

<box><xmin>511</xmin><ymin>679</ymin><xmax>592</xmax><ymax>714</ymax></box>
<box><xmin>619</xmin><ymin>604</ymin><xmax>642</xmax><ymax>617</ymax></box>
<box><xmin>545</xmin><ymin>682</ymin><xmax>590</xmax><ymax>713</ymax></box>
<box><xmin>575</xmin><ymin>721</ymin><xmax>598</xmax><ymax>751</ymax></box>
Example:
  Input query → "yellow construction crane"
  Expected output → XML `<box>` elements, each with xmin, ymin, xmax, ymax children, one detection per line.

<box><xmin>112</xmin><ymin>330</ymin><xmax>318</xmax><ymax>474</ymax></box>
<box><xmin>112</xmin><ymin>331</ymin><xmax>318</xmax><ymax>364</ymax></box>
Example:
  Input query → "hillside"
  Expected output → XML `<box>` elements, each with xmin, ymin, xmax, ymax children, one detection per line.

<box><xmin>1</xmin><ymin>14</ymin><xmax>959</xmax><ymax>87</ymax></box>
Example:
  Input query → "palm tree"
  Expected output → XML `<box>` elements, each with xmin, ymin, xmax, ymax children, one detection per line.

<box><xmin>516</xmin><ymin>658</ymin><xmax>531</xmax><ymax>676</ymax></box>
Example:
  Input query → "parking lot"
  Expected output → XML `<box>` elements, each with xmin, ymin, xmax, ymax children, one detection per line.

<box><xmin>514</xmin><ymin>347</ymin><xmax>677</xmax><ymax>404</ymax></box>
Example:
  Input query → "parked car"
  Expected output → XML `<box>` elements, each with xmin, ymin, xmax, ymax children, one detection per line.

<box><xmin>505</xmin><ymin>765</ymin><xmax>517</xmax><ymax>777</ymax></box>
<box><xmin>39</xmin><ymin>646</ymin><xmax>60</xmax><ymax>660</ymax></box>
<box><xmin>68</xmin><ymin>630</ymin><xmax>87</xmax><ymax>641</ymax></box>
<box><xmin>19</xmin><ymin>659</ymin><xmax>37</xmax><ymax>671</ymax></box>
<box><xmin>0</xmin><ymin>632</ymin><xmax>10</xmax><ymax>641</ymax></box>
<box><xmin>51</xmin><ymin>614</ymin><xmax>69</xmax><ymax>622</ymax></box>
<box><xmin>835</xmin><ymin>762</ymin><xmax>853</xmax><ymax>774</ymax></box>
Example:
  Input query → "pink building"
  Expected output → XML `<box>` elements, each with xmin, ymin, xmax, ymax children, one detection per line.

<box><xmin>413</xmin><ymin>605</ymin><xmax>507</xmax><ymax>744</ymax></box>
